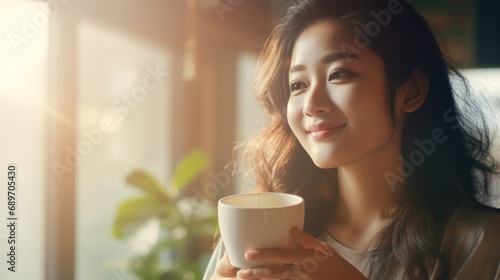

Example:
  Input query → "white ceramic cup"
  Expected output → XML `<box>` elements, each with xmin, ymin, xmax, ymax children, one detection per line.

<box><xmin>218</xmin><ymin>192</ymin><xmax>305</xmax><ymax>268</ymax></box>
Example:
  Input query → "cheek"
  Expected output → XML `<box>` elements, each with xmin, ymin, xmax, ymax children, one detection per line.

<box><xmin>348</xmin><ymin>78</ymin><xmax>390</xmax><ymax>120</ymax></box>
<box><xmin>286</xmin><ymin>100</ymin><xmax>303</xmax><ymax>134</ymax></box>
<box><xmin>352</xmin><ymin>101</ymin><xmax>394</xmax><ymax>145</ymax></box>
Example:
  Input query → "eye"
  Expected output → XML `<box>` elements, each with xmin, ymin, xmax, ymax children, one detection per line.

<box><xmin>328</xmin><ymin>69</ymin><xmax>356</xmax><ymax>82</ymax></box>
<box><xmin>290</xmin><ymin>81</ymin><xmax>308</xmax><ymax>93</ymax></box>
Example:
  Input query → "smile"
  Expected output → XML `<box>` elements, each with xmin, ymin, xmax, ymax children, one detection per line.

<box><xmin>307</xmin><ymin>124</ymin><xmax>346</xmax><ymax>140</ymax></box>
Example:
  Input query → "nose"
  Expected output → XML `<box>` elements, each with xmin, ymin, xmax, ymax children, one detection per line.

<box><xmin>303</xmin><ymin>82</ymin><xmax>335</xmax><ymax>116</ymax></box>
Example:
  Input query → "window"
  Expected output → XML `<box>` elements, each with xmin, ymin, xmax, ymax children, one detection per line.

<box><xmin>0</xmin><ymin>0</ymin><xmax>48</xmax><ymax>279</ymax></box>
<box><xmin>460</xmin><ymin>68</ymin><xmax>500</xmax><ymax>207</ymax></box>
<box><xmin>75</xmin><ymin>19</ymin><xmax>173</xmax><ymax>280</ymax></box>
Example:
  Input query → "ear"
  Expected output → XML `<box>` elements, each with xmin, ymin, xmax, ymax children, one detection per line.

<box><xmin>396</xmin><ymin>69</ymin><xmax>429</xmax><ymax>113</ymax></box>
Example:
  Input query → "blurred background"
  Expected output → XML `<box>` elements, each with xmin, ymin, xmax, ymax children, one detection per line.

<box><xmin>0</xmin><ymin>0</ymin><xmax>498</xmax><ymax>279</ymax></box>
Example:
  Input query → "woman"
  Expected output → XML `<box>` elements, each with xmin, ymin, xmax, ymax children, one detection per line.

<box><xmin>204</xmin><ymin>0</ymin><xmax>500</xmax><ymax>279</ymax></box>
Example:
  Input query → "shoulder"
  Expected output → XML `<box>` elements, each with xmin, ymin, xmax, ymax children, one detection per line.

<box><xmin>442</xmin><ymin>201</ymin><xmax>500</xmax><ymax>245</ymax></box>
<box><xmin>440</xmin><ymin>202</ymin><xmax>500</xmax><ymax>278</ymax></box>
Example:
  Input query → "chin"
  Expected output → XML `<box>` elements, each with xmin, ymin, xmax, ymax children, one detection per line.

<box><xmin>311</xmin><ymin>157</ymin><xmax>340</xmax><ymax>169</ymax></box>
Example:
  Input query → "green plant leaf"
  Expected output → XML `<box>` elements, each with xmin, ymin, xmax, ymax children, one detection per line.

<box><xmin>171</xmin><ymin>149</ymin><xmax>209</xmax><ymax>191</ymax></box>
<box><xmin>131</xmin><ymin>244</ymin><xmax>162</xmax><ymax>280</ymax></box>
<box><xmin>126</xmin><ymin>170</ymin><xmax>168</xmax><ymax>200</ymax></box>
<box><xmin>113</xmin><ymin>196</ymin><xmax>168</xmax><ymax>239</ymax></box>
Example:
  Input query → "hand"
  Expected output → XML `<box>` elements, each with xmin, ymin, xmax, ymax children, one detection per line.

<box><xmin>235</xmin><ymin>227</ymin><xmax>367</xmax><ymax>280</ymax></box>
<box><xmin>210</xmin><ymin>252</ymin><xmax>249</xmax><ymax>280</ymax></box>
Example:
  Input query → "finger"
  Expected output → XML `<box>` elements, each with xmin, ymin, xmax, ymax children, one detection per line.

<box><xmin>245</xmin><ymin>248</ymin><xmax>303</xmax><ymax>264</ymax></box>
<box><xmin>291</xmin><ymin>227</ymin><xmax>319</xmax><ymax>249</ymax></box>
<box><xmin>291</xmin><ymin>227</ymin><xmax>334</xmax><ymax>254</ymax></box>
<box><xmin>216</xmin><ymin>252</ymin><xmax>239</xmax><ymax>276</ymax></box>
<box><xmin>237</xmin><ymin>265</ymin><xmax>303</xmax><ymax>280</ymax></box>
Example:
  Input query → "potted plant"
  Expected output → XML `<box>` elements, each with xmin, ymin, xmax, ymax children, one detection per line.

<box><xmin>113</xmin><ymin>149</ymin><xmax>217</xmax><ymax>279</ymax></box>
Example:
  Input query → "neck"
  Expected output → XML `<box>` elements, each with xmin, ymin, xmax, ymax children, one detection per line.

<box><xmin>332</xmin><ymin>134</ymin><xmax>404</xmax><ymax>229</ymax></box>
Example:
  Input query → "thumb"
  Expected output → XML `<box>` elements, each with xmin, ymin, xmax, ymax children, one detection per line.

<box><xmin>291</xmin><ymin>227</ymin><xmax>335</xmax><ymax>254</ymax></box>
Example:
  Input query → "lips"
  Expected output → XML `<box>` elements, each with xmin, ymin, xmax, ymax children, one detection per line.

<box><xmin>306</xmin><ymin>123</ymin><xmax>346</xmax><ymax>140</ymax></box>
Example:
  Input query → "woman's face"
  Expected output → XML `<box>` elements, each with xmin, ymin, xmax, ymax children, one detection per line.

<box><xmin>287</xmin><ymin>20</ymin><xmax>401</xmax><ymax>168</ymax></box>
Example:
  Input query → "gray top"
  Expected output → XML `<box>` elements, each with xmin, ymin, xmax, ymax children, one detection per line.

<box><xmin>202</xmin><ymin>202</ymin><xmax>500</xmax><ymax>279</ymax></box>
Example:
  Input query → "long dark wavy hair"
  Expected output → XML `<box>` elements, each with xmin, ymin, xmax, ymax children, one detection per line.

<box><xmin>238</xmin><ymin>0</ymin><xmax>498</xmax><ymax>279</ymax></box>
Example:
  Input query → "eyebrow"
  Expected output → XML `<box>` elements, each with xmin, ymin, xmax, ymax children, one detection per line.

<box><xmin>289</xmin><ymin>52</ymin><xmax>359</xmax><ymax>74</ymax></box>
